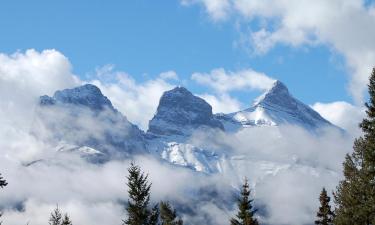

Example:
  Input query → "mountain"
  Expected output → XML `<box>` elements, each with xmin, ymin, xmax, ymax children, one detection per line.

<box><xmin>145</xmin><ymin>86</ymin><xmax>226</xmax><ymax>173</ymax></box>
<box><xmin>216</xmin><ymin>80</ymin><xmax>334</xmax><ymax>131</ymax></box>
<box><xmin>147</xmin><ymin>86</ymin><xmax>224</xmax><ymax>137</ymax></box>
<box><xmin>34</xmin><ymin>84</ymin><xmax>146</xmax><ymax>160</ymax></box>
<box><xmin>33</xmin><ymin>81</ymin><xmax>337</xmax><ymax>168</ymax></box>
<box><xmin>145</xmin><ymin>81</ymin><xmax>340</xmax><ymax>173</ymax></box>
<box><xmin>40</xmin><ymin>84</ymin><xmax>116</xmax><ymax>112</ymax></box>
<box><xmin>30</xmin><ymin>82</ymin><xmax>344</xmax><ymax>225</ymax></box>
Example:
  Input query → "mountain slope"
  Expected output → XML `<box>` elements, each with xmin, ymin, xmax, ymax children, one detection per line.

<box><xmin>33</xmin><ymin>84</ymin><xmax>146</xmax><ymax>159</ymax></box>
<box><xmin>216</xmin><ymin>80</ymin><xmax>334</xmax><ymax>131</ymax></box>
<box><xmin>147</xmin><ymin>86</ymin><xmax>224</xmax><ymax>137</ymax></box>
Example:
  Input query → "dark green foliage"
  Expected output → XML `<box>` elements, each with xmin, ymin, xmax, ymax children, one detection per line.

<box><xmin>315</xmin><ymin>188</ymin><xmax>334</xmax><ymax>225</ymax></box>
<box><xmin>230</xmin><ymin>178</ymin><xmax>259</xmax><ymax>225</ymax></box>
<box><xmin>61</xmin><ymin>214</ymin><xmax>73</xmax><ymax>225</ymax></box>
<box><xmin>49</xmin><ymin>206</ymin><xmax>63</xmax><ymax>225</ymax></box>
<box><xmin>159</xmin><ymin>201</ymin><xmax>183</xmax><ymax>225</ymax></box>
<box><xmin>0</xmin><ymin>173</ymin><xmax>7</xmax><ymax>188</ymax></box>
<box><xmin>49</xmin><ymin>206</ymin><xmax>73</xmax><ymax>225</ymax></box>
<box><xmin>149</xmin><ymin>204</ymin><xmax>160</xmax><ymax>225</ymax></box>
<box><xmin>334</xmin><ymin>68</ymin><xmax>375</xmax><ymax>225</ymax></box>
<box><xmin>124</xmin><ymin>162</ymin><xmax>153</xmax><ymax>225</ymax></box>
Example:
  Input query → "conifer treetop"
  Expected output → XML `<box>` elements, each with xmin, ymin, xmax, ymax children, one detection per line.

<box><xmin>315</xmin><ymin>188</ymin><xmax>334</xmax><ymax>225</ymax></box>
<box><xmin>230</xmin><ymin>178</ymin><xmax>259</xmax><ymax>225</ymax></box>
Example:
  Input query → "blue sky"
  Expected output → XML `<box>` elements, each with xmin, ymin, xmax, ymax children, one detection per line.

<box><xmin>0</xmin><ymin>0</ymin><xmax>360</xmax><ymax>105</ymax></box>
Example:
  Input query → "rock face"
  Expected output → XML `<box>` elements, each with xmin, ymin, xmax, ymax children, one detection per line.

<box><xmin>35</xmin><ymin>84</ymin><xmax>146</xmax><ymax>159</ymax></box>
<box><xmin>217</xmin><ymin>80</ymin><xmax>333</xmax><ymax>131</ymax></box>
<box><xmin>147</xmin><ymin>87</ymin><xmax>224</xmax><ymax>136</ymax></box>
<box><xmin>40</xmin><ymin>84</ymin><xmax>115</xmax><ymax>112</ymax></box>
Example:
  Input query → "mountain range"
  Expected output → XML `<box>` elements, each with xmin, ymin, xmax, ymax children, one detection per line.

<box><xmin>32</xmin><ymin>80</ymin><xmax>337</xmax><ymax>173</ymax></box>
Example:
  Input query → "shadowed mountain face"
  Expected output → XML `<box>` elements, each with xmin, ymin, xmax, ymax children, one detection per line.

<box><xmin>147</xmin><ymin>87</ymin><xmax>224</xmax><ymax>136</ymax></box>
<box><xmin>216</xmin><ymin>80</ymin><xmax>334</xmax><ymax>131</ymax></box>
<box><xmin>40</xmin><ymin>84</ymin><xmax>115</xmax><ymax>112</ymax></box>
<box><xmin>35</xmin><ymin>84</ymin><xmax>146</xmax><ymax>160</ymax></box>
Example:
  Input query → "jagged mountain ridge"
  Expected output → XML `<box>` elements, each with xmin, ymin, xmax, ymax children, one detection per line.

<box><xmin>34</xmin><ymin>81</ymin><xmax>338</xmax><ymax>168</ymax></box>
<box><xmin>34</xmin><ymin>84</ymin><xmax>146</xmax><ymax>159</ymax></box>
<box><xmin>143</xmin><ymin>80</ymin><xmax>337</xmax><ymax>173</ymax></box>
<box><xmin>147</xmin><ymin>86</ymin><xmax>224</xmax><ymax>137</ymax></box>
<box><xmin>40</xmin><ymin>83</ymin><xmax>116</xmax><ymax>112</ymax></box>
<box><xmin>31</xmin><ymin>81</ymin><xmax>344</xmax><ymax>225</ymax></box>
<box><xmin>216</xmin><ymin>80</ymin><xmax>334</xmax><ymax>131</ymax></box>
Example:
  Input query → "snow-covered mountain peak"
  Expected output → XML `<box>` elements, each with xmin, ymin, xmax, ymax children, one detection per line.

<box><xmin>40</xmin><ymin>84</ymin><xmax>115</xmax><ymax>112</ymax></box>
<box><xmin>147</xmin><ymin>86</ymin><xmax>224</xmax><ymax>137</ymax></box>
<box><xmin>254</xmin><ymin>80</ymin><xmax>291</xmax><ymax>106</ymax></box>
<box><xmin>218</xmin><ymin>80</ymin><xmax>335</xmax><ymax>130</ymax></box>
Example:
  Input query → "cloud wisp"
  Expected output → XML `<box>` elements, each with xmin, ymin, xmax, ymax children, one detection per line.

<box><xmin>183</xmin><ymin>0</ymin><xmax>375</xmax><ymax>104</ymax></box>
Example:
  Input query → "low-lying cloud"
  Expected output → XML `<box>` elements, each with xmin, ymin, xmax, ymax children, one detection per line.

<box><xmin>0</xmin><ymin>49</ymin><xmax>363</xmax><ymax>225</ymax></box>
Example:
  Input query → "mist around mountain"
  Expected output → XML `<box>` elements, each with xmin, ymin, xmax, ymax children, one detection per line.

<box><xmin>0</xmin><ymin>77</ymin><xmax>354</xmax><ymax>225</ymax></box>
<box><xmin>0</xmin><ymin>67</ymin><xmax>358</xmax><ymax>225</ymax></box>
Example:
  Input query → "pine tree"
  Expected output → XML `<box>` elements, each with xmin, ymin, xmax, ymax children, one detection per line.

<box><xmin>159</xmin><ymin>201</ymin><xmax>183</xmax><ymax>225</ymax></box>
<box><xmin>230</xmin><ymin>178</ymin><xmax>259</xmax><ymax>225</ymax></box>
<box><xmin>334</xmin><ymin>68</ymin><xmax>375</xmax><ymax>225</ymax></box>
<box><xmin>315</xmin><ymin>188</ymin><xmax>334</xmax><ymax>225</ymax></box>
<box><xmin>149</xmin><ymin>204</ymin><xmax>160</xmax><ymax>225</ymax></box>
<box><xmin>0</xmin><ymin>173</ymin><xmax>7</xmax><ymax>225</ymax></box>
<box><xmin>49</xmin><ymin>206</ymin><xmax>73</xmax><ymax>225</ymax></box>
<box><xmin>124</xmin><ymin>162</ymin><xmax>153</xmax><ymax>225</ymax></box>
<box><xmin>0</xmin><ymin>173</ymin><xmax>7</xmax><ymax>188</ymax></box>
<box><xmin>61</xmin><ymin>214</ymin><xmax>73</xmax><ymax>225</ymax></box>
<box><xmin>49</xmin><ymin>206</ymin><xmax>63</xmax><ymax>225</ymax></box>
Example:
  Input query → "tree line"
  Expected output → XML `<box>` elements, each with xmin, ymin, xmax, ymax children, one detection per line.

<box><xmin>0</xmin><ymin>161</ymin><xmax>258</xmax><ymax>225</ymax></box>
<box><xmin>2</xmin><ymin>68</ymin><xmax>375</xmax><ymax>224</ymax></box>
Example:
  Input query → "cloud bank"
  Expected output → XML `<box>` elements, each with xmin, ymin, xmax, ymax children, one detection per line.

<box><xmin>0</xmin><ymin>49</ymin><xmax>363</xmax><ymax>225</ymax></box>
<box><xmin>89</xmin><ymin>65</ymin><xmax>179</xmax><ymax>130</ymax></box>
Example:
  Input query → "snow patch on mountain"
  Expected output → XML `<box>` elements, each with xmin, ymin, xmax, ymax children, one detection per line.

<box><xmin>216</xmin><ymin>80</ymin><xmax>335</xmax><ymax>131</ymax></box>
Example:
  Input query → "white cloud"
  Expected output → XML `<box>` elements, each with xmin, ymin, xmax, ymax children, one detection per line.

<box><xmin>188</xmin><ymin>125</ymin><xmax>352</xmax><ymax>225</ymax></box>
<box><xmin>312</xmin><ymin>101</ymin><xmax>365</xmax><ymax>136</ymax></box>
<box><xmin>183</xmin><ymin>0</ymin><xmax>375</xmax><ymax>103</ymax></box>
<box><xmin>0</xmin><ymin>49</ymin><xmax>79</xmax><ymax>162</ymax></box>
<box><xmin>89</xmin><ymin>66</ymin><xmax>177</xmax><ymax>130</ymax></box>
<box><xmin>159</xmin><ymin>70</ymin><xmax>179</xmax><ymax>81</ymax></box>
<box><xmin>0</xmin><ymin>49</ymin><xmax>79</xmax><ymax>127</ymax></box>
<box><xmin>191</xmin><ymin>68</ymin><xmax>275</xmax><ymax>93</ymax></box>
<box><xmin>181</xmin><ymin>0</ymin><xmax>231</xmax><ymax>21</ymax></box>
<box><xmin>198</xmin><ymin>93</ymin><xmax>242</xmax><ymax>113</ymax></box>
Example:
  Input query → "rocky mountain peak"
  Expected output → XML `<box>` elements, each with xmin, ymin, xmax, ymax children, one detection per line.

<box><xmin>40</xmin><ymin>84</ymin><xmax>115</xmax><ymax>112</ymax></box>
<box><xmin>147</xmin><ymin>86</ymin><xmax>224</xmax><ymax>136</ymax></box>
<box><xmin>255</xmin><ymin>80</ymin><xmax>293</xmax><ymax>108</ymax></box>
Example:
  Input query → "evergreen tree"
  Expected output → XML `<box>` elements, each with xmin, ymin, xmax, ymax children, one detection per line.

<box><xmin>230</xmin><ymin>178</ymin><xmax>259</xmax><ymax>225</ymax></box>
<box><xmin>124</xmin><ymin>162</ymin><xmax>153</xmax><ymax>225</ymax></box>
<box><xmin>0</xmin><ymin>173</ymin><xmax>7</xmax><ymax>225</ymax></box>
<box><xmin>159</xmin><ymin>201</ymin><xmax>183</xmax><ymax>225</ymax></box>
<box><xmin>149</xmin><ymin>204</ymin><xmax>160</xmax><ymax>225</ymax></box>
<box><xmin>315</xmin><ymin>188</ymin><xmax>334</xmax><ymax>225</ymax></box>
<box><xmin>334</xmin><ymin>68</ymin><xmax>375</xmax><ymax>225</ymax></box>
<box><xmin>49</xmin><ymin>206</ymin><xmax>73</xmax><ymax>225</ymax></box>
<box><xmin>61</xmin><ymin>214</ymin><xmax>73</xmax><ymax>225</ymax></box>
<box><xmin>49</xmin><ymin>206</ymin><xmax>63</xmax><ymax>225</ymax></box>
<box><xmin>0</xmin><ymin>173</ymin><xmax>7</xmax><ymax>188</ymax></box>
